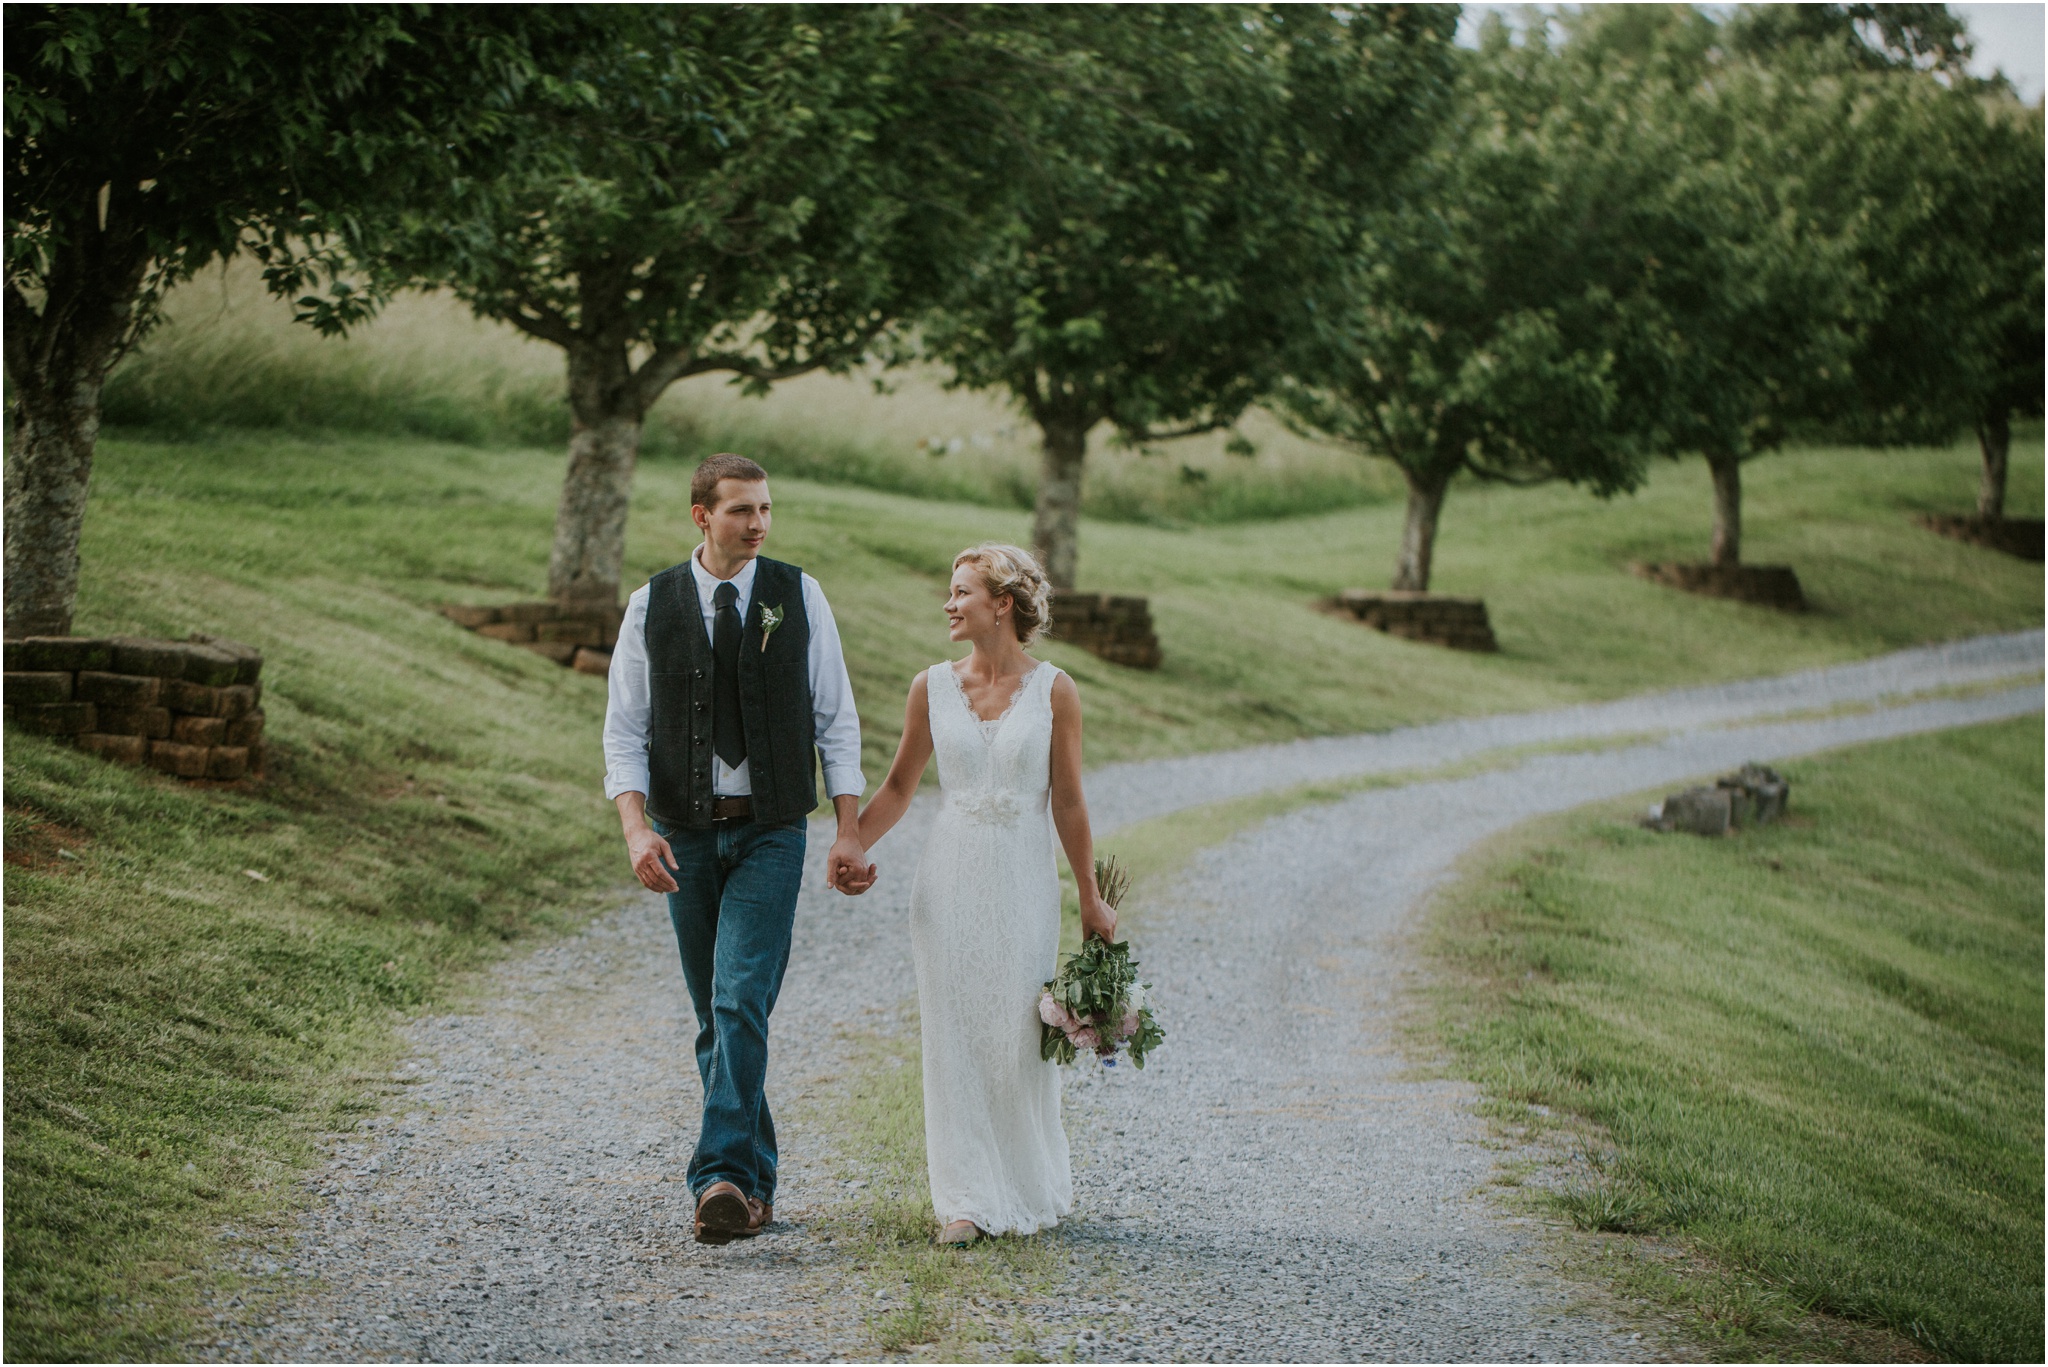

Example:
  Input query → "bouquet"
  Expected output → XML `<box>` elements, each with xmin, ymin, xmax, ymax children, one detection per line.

<box><xmin>1037</xmin><ymin>857</ymin><xmax>1165</xmax><ymax>1068</ymax></box>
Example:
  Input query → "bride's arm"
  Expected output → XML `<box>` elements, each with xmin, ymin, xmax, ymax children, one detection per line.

<box><xmin>1049</xmin><ymin>672</ymin><xmax>1117</xmax><ymax>943</ymax></box>
<box><xmin>851</xmin><ymin>669</ymin><xmax>935</xmax><ymax>856</ymax></box>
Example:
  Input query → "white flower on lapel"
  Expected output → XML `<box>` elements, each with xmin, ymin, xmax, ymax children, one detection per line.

<box><xmin>758</xmin><ymin>603</ymin><xmax>784</xmax><ymax>653</ymax></box>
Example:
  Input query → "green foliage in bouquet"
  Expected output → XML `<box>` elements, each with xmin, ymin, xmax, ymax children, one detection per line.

<box><xmin>1038</xmin><ymin>857</ymin><xmax>1166</xmax><ymax>1068</ymax></box>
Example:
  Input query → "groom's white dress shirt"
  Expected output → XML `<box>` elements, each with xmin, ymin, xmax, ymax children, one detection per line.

<box><xmin>603</xmin><ymin>546</ymin><xmax>865</xmax><ymax>804</ymax></box>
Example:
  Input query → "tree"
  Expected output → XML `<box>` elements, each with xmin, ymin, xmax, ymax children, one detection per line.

<box><xmin>1725</xmin><ymin>2</ymin><xmax>1976</xmax><ymax>76</ymax></box>
<box><xmin>3</xmin><ymin>5</ymin><xmax>536</xmax><ymax>637</ymax></box>
<box><xmin>1272</xmin><ymin>22</ymin><xmax>1662</xmax><ymax>591</ymax></box>
<box><xmin>341</xmin><ymin>6</ymin><xmax>994</xmax><ymax>607</ymax></box>
<box><xmin>1644</xmin><ymin>1</ymin><xmax>2042</xmax><ymax>562</ymax></box>
<box><xmin>1816</xmin><ymin>76</ymin><xmax>2043</xmax><ymax>519</ymax></box>
<box><xmin>1566</xmin><ymin>7</ymin><xmax>1870</xmax><ymax>569</ymax></box>
<box><xmin>916</xmin><ymin>5</ymin><xmax>1458</xmax><ymax>589</ymax></box>
<box><xmin>1964</xmin><ymin>102</ymin><xmax>2046</xmax><ymax>519</ymax></box>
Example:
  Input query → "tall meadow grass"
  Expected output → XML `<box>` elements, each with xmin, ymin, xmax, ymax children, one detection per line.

<box><xmin>103</xmin><ymin>262</ymin><xmax>1403</xmax><ymax>524</ymax></box>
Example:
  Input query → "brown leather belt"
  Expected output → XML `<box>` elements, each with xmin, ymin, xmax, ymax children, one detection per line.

<box><xmin>710</xmin><ymin>796</ymin><xmax>753</xmax><ymax>822</ymax></box>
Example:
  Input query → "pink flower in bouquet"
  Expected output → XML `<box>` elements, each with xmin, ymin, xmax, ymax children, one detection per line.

<box><xmin>1070</xmin><ymin>1026</ymin><xmax>1100</xmax><ymax>1052</ymax></box>
<box><xmin>1120</xmin><ymin>1010</ymin><xmax>1140</xmax><ymax>1039</ymax></box>
<box><xmin>1038</xmin><ymin>992</ymin><xmax>1066</xmax><ymax>1029</ymax></box>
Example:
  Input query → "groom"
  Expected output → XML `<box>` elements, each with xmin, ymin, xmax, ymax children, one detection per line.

<box><xmin>602</xmin><ymin>453</ymin><xmax>870</xmax><ymax>1244</ymax></box>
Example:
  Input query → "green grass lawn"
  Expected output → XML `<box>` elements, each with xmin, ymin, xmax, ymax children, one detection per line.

<box><xmin>1424</xmin><ymin>717</ymin><xmax>2044</xmax><ymax>1362</ymax></box>
<box><xmin>4</xmin><ymin>421</ymin><xmax>2039</xmax><ymax>1358</ymax></box>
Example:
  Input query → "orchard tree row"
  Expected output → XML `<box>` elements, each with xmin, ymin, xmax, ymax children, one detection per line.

<box><xmin>6</xmin><ymin>3</ymin><xmax>2040</xmax><ymax>637</ymax></box>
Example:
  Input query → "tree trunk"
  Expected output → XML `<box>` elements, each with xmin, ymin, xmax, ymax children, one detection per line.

<box><xmin>3</xmin><ymin>215</ymin><xmax>152</xmax><ymax>638</ymax></box>
<box><xmin>1706</xmin><ymin>447</ymin><xmax>1742</xmax><ymax>568</ymax></box>
<box><xmin>4</xmin><ymin>374</ymin><xmax>105</xmax><ymax>638</ymax></box>
<box><xmin>1030</xmin><ymin>416</ymin><xmax>1089</xmax><ymax>591</ymax></box>
<box><xmin>546</xmin><ymin>339</ymin><xmax>644</xmax><ymax>606</ymax></box>
<box><xmin>1391</xmin><ymin>466</ymin><xmax>1451</xmax><ymax>592</ymax></box>
<box><xmin>1976</xmin><ymin>408</ymin><xmax>2010</xmax><ymax>522</ymax></box>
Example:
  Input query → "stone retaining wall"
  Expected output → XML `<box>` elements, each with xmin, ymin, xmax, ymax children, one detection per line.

<box><xmin>453</xmin><ymin>592</ymin><xmax>1170</xmax><ymax>673</ymax></box>
<box><xmin>1046</xmin><ymin>593</ymin><xmax>1162</xmax><ymax>669</ymax></box>
<box><xmin>4</xmin><ymin>633</ymin><xmax>265</xmax><ymax>780</ymax></box>
<box><xmin>1915</xmin><ymin>513</ymin><xmax>2045</xmax><ymax>562</ymax></box>
<box><xmin>1630</xmin><ymin>561</ymin><xmax>1806</xmax><ymax>611</ymax></box>
<box><xmin>1333</xmin><ymin>590</ymin><xmax>1499</xmax><ymax>652</ymax></box>
<box><xmin>443</xmin><ymin>602</ymin><xmax>620</xmax><ymax>675</ymax></box>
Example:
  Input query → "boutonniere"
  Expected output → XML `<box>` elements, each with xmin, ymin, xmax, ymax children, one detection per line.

<box><xmin>758</xmin><ymin>603</ymin><xmax>784</xmax><ymax>653</ymax></box>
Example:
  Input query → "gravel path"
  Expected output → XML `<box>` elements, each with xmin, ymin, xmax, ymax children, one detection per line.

<box><xmin>205</xmin><ymin>634</ymin><xmax>2041</xmax><ymax>1363</ymax></box>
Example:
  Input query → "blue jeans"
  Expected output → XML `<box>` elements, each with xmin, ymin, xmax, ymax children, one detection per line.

<box><xmin>652</xmin><ymin>815</ymin><xmax>807</xmax><ymax>1206</ymax></box>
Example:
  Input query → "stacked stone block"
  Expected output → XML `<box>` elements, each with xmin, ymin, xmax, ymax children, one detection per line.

<box><xmin>1629</xmin><ymin>561</ymin><xmax>1806</xmax><ymax>611</ymax></box>
<box><xmin>1046</xmin><ymin>593</ymin><xmax>1163</xmax><ymax>669</ymax></box>
<box><xmin>1647</xmin><ymin>764</ymin><xmax>1790</xmax><ymax>836</ymax></box>
<box><xmin>442</xmin><ymin>602</ymin><xmax>621</xmax><ymax>675</ymax></box>
<box><xmin>1914</xmin><ymin>513</ymin><xmax>2044</xmax><ymax>562</ymax></box>
<box><xmin>4</xmin><ymin>633</ymin><xmax>265</xmax><ymax>780</ymax></box>
<box><xmin>1334</xmin><ymin>591</ymin><xmax>1499</xmax><ymax>652</ymax></box>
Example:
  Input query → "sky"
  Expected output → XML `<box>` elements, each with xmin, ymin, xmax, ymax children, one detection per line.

<box><xmin>1953</xmin><ymin>2</ymin><xmax>2045</xmax><ymax>100</ymax></box>
<box><xmin>1456</xmin><ymin>2</ymin><xmax>2046</xmax><ymax>102</ymax></box>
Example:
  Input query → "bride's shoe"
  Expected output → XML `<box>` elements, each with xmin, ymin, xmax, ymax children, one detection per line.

<box><xmin>935</xmin><ymin>1219</ymin><xmax>983</xmax><ymax>1246</ymax></box>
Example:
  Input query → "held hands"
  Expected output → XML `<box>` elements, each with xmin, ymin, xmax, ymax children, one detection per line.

<box><xmin>627</xmin><ymin>825</ymin><xmax>680</xmax><ymax>894</ymax></box>
<box><xmin>827</xmin><ymin>833</ymin><xmax>877</xmax><ymax>896</ymax></box>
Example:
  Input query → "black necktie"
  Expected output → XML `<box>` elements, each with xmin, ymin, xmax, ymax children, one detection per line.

<box><xmin>712</xmin><ymin>581</ymin><xmax>746</xmax><ymax>769</ymax></box>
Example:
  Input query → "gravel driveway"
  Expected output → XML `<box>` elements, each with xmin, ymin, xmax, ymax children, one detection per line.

<box><xmin>208</xmin><ymin>632</ymin><xmax>2041</xmax><ymax>1363</ymax></box>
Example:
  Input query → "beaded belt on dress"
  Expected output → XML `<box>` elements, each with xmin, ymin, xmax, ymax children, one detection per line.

<box><xmin>948</xmin><ymin>790</ymin><xmax>1021</xmax><ymax>825</ymax></box>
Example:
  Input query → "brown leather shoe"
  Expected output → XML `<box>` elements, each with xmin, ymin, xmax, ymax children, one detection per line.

<box><xmin>693</xmin><ymin>1182</ymin><xmax>751</xmax><ymax>1245</ymax></box>
<box><xmin>741</xmin><ymin>1197</ymin><xmax>773</xmax><ymax>1236</ymax></box>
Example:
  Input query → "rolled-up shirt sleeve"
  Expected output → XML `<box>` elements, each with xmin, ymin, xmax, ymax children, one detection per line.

<box><xmin>602</xmin><ymin>585</ymin><xmax>653</xmax><ymax>801</ymax></box>
<box><xmin>803</xmin><ymin>573</ymin><xmax>866</xmax><ymax>799</ymax></box>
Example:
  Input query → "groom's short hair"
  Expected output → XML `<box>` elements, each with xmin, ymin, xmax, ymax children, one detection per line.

<box><xmin>691</xmin><ymin>454</ymin><xmax>769</xmax><ymax>511</ymax></box>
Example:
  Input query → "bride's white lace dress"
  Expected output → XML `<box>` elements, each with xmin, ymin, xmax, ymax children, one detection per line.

<box><xmin>908</xmin><ymin>659</ymin><xmax>1072</xmax><ymax>1235</ymax></box>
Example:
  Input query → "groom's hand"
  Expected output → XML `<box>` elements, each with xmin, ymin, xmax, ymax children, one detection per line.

<box><xmin>627</xmin><ymin>826</ymin><xmax>681</xmax><ymax>894</ymax></box>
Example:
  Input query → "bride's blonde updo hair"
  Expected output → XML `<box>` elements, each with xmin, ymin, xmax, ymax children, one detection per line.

<box><xmin>953</xmin><ymin>543</ymin><xmax>1053</xmax><ymax>645</ymax></box>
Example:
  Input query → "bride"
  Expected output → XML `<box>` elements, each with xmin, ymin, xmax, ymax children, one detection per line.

<box><xmin>841</xmin><ymin>542</ymin><xmax>1117</xmax><ymax>1245</ymax></box>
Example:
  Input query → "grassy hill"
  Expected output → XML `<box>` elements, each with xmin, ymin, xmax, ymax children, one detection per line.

<box><xmin>3</xmin><ymin>417</ymin><xmax>2039</xmax><ymax>1359</ymax></box>
<box><xmin>1426</xmin><ymin>716</ymin><xmax>2043</xmax><ymax>1362</ymax></box>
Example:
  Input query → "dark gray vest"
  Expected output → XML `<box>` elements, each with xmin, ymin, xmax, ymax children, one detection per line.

<box><xmin>644</xmin><ymin>555</ymin><xmax>817</xmax><ymax>829</ymax></box>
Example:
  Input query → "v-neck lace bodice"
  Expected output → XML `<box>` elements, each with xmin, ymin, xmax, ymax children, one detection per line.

<box><xmin>907</xmin><ymin>657</ymin><xmax>1071</xmax><ymax>1236</ymax></box>
<box><xmin>928</xmin><ymin>660</ymin><xmax>1057</xmax><ymax>816</ymax></box>
<box><xmin>953</xmin><ymin>662</ymin><xmax>1042</xmax><ymax>740</ymax></box>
